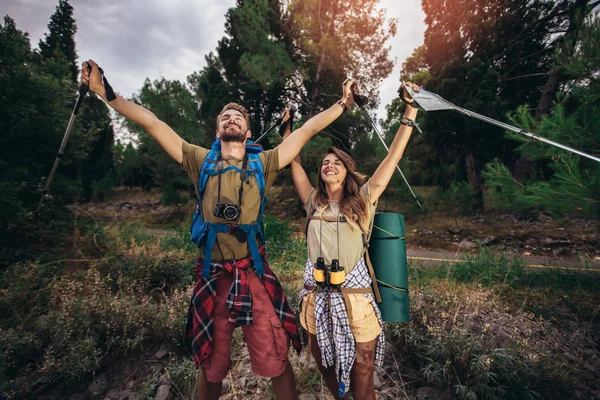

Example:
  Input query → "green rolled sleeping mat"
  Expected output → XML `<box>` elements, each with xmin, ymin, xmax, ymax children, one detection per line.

<box><xmin>368</xmin><ymin>212</ymin><xmax>410</xmax><ymax>323</ymax></box>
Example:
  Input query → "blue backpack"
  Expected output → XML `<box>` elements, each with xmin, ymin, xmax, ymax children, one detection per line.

<box><xmin>190</xmin><ymin>139</ymin><xmax>267</xmax><ymax>278</ymax></box>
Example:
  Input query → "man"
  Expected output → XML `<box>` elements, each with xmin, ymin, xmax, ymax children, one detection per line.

<box><xmin>81</xmin><ymin>60</ymin><xmax>356</xmax><ymax>400</ymax></box>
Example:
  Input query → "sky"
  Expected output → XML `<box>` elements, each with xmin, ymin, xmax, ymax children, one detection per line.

<box><xmin>1</xmin><ymin>0</ymin><xmax>426</xmax><ymax>131</ymax></box>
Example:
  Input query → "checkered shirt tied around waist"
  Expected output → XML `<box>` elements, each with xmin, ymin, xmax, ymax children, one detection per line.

<box><xmin>299</xmin><ymin>256</ymin><xmax>385</xmax><ymax>395</ymax></box>
<box><xmin>186</xmin><ymin>245</ymin><xmax>301</xmax><ymax>368</ymax></box>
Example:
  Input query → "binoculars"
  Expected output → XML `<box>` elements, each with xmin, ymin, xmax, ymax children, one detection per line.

<box><xmin>313</xmin><ymin>257</ymin><xmax>345</xmax><ymax>289</ymax></box>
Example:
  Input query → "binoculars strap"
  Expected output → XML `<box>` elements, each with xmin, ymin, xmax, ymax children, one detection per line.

<box><xmin>306</xmin><ymin>215</ymin><xmax>346</xmax><ymax>222</ymax></box>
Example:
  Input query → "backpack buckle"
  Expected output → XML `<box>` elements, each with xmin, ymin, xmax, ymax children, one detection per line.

<box><xmin>228</xmin><ymin>224</ymin><xmax>248</xmax><ymax>243</ymax></box>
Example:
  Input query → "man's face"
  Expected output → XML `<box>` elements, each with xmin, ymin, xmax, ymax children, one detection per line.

<box><xmin>217</xmin><ymin>109</ymin><xmax>250</xmax><ymax>143</ymax></box>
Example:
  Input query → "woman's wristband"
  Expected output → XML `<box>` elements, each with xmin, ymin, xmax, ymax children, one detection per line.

<box><xmin>336</xmin><ymin>99</ymin><xmax>348</xmax><ymax>113</ymax></box>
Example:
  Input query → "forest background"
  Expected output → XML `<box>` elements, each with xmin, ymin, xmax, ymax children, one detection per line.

<box><xmin>1</xmin><ymin>0</ymin><xmax>599</xmax><ymax>398</ymax></box>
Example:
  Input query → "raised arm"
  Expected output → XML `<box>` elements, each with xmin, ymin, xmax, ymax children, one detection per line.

<box><xmin>369</xmin><ymin>82</ymin><xmax>421</xmax><ymax>202</ymax></box>
<box><xmin>280</xmin><ymin>108</ymin><xmax>313</xmax><ymax>205</ymax></box>
<box><xmin>276</xmin><ymin>79</ymin><xmax>355</xmax><ymax>170</ymax></box>
<box><xmin>82</xmin><ymin>60</ymin><xmax>184</xmax><ymax>164</ymax></box>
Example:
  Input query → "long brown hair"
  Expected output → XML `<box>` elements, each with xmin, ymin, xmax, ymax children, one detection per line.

<box><xmin>312</xmin><ymin>147</ymin><xmax>369</xmax><ymax>233</ymax></box>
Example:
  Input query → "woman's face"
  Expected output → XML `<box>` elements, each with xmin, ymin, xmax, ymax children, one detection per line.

<box><xmin>320</xmin><ymin>153</ymin><xmax>347</xmax><ymax>186</ymax></box>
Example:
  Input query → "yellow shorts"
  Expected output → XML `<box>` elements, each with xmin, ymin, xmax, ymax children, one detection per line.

<box><xmin>299</xmin><ymin>292</ymin><xmax>382</xmax><ymax>342</ymax></box>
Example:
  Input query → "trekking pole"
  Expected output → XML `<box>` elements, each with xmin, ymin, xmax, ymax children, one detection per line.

<box><xmin>346</xmin><ymin>79</ymin><xmax>424</xmax><ymax>211</ymax></box>
<box><xmin>400</xmin><ymin>82</ymin><xmax>600</xmax><ymax>164</ymax></box>
<box><xmin>255</xmin><ymin>105</ymin><xmax>297</xmax><ymax>144</ymax></box>
<box><xmin>35</xmin><ymin>70</ymin><xmax>90</xmax><ymax>215</ymax></box>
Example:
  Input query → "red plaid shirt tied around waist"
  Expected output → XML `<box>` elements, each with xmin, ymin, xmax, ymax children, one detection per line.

<box><xmin>186</xmin><ymin>245</ymin><xmax>301</xmax><ymax>368</ymax></box>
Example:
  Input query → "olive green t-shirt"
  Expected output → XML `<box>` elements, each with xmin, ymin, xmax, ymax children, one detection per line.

<box><xmin>304</xmin><ymin>182</ymin><xmax>378</xmax><ymax>275</ymax></box>
<box><xmin>181</xmin><ymin>141</ymin><xmax>280</xmax><ymax>261</ymax></box>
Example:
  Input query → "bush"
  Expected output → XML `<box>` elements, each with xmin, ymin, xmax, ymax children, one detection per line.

<box><xmin>429</xmin><ymin>181</ymin><xmax>474</xmax><ymax>215</ymax></box>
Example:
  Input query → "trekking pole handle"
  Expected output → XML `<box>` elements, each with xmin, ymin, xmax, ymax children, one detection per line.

<box><xmin>279</xmin><ymin>105</ymin><xmax>297</xmax><ymax>136</ymax></box>
<box><xmin>342</xmin><ymin>78</ymin><xmax>369</xmax><ymax>107</ymax></box>
<box><xmin>73</xmin><ymin>63</ymin><xmax>93</xmax><ymax>115</ymax></box>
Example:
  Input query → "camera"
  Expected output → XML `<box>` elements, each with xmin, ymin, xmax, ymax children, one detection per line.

<box><xmin>213</xmin><ymin>203</ymin><xmax>241</xmax><ymax>221</ymax></box>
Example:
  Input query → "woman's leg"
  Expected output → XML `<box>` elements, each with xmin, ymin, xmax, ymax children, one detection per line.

<box><xmin>349</xmin><ymin>338</ymin><xmax>377</xmax><ymax>400</ymax></box>
<box><xmin>309</xmin><ymin>333</ymin><xmax>350</xmax><ymax>400</ymax></box>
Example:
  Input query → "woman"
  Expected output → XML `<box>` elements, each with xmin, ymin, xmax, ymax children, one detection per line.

<box><xmin>282</xmin><ymin>82</ymin><xmax>421</xmax><ymax>400</ymax></box>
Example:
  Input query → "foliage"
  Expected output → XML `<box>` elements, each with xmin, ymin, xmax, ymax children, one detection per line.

<box><xmin>38</xmin><ymin>0</ymin><xmax>78</xmax><ymax>82</ymax></box>
<box><xmin>121</xmin><ymin>77</ymin><xmax>204</xmax><ymax>197</ymax></box>
<box><xmin>484</xmin><ymin>17</ymin><xmax>600</xmax><ymax>217</ymax></box>
<box><xmin>189</xmin><ymin>0</ymin><xmax>296</xmax><ymax>146</ymax></box>
<box><xmin>401</xmin><ymin>0</ymin><xmax>569</xmax><ymax>212</ymax></box>
<box><xmin>0</xmin><ymin>220</ymin><xmax>193</xmax><ymax>396</ymax></box>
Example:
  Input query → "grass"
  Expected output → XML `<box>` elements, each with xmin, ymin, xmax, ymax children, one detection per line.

<box><xmin>1</xmin><ymin>200</ymin><xmax>598</xmax><ymax>399</ymax></box>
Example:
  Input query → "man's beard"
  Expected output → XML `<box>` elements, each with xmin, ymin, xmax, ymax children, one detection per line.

<box><xmin>220</xmin><ymin>125</ymin><xmax>247</xmax><ymax>143</ymax></box>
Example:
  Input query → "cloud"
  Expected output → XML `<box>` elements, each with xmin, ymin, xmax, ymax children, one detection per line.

<box><xmin>2</xmin><ymin>0</ymin><xmax>235</xmax><ymax>98</ymax></box>
<box><xmin>376</xmin><ymin>0</ymin><xmax>426</xmax><ymax>120</ymax></box>
<box><xmin>1</xmin><ymin>0</ymin><xmax>425</xmax><ymax>121</ymax></box>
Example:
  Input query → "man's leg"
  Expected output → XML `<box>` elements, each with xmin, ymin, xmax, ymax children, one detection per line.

<box><xmin>243</xmin><ymin>270</ymin><xmax>298</xmax><ymax>400</ymax></box>
<box><xmin>195</xmin><ymin>273</ymin><xmax>235</xmax><ymax>400</ymax></box>
<box><xmin>271</xmin><ymin>361</ymin><xmax>298</xmax><ymax>400</ymax></box>
<box><xmin>197</xmin><ymin>368</ymin><xmax>222</xmax><ymax>400</ymax></box>
<box><xmin>349</xmin><ymin>339</ymin><xmax>377</xmax><ymax>400</ymax></box>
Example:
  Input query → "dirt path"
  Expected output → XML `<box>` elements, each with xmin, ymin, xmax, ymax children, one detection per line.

<box><xmin>407</xmin><ymin>247</ymin><xmax>600</xmax><ymax>271</ymax></box>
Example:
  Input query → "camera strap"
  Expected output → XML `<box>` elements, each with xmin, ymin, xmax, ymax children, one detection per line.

<box><xmin>214</xmin><ymin>153</ymin><xmax>248</xmax><ymax>212</ymax></box>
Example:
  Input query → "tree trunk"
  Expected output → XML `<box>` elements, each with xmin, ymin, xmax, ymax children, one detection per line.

<box><xmin>465</xmin><ymin>151</ymin><xmax>485</xmax><ymax>213</ymax></box>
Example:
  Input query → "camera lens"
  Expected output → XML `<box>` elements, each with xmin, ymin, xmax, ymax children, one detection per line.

<box><xmin>223</xmin><ymin>205</ymin><xmax>239</xmax><ymax>221</ymax></box>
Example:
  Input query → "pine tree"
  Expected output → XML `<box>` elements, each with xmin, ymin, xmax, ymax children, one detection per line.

<box><xmin>409</xmin><ymin>0</ymin><xmax>554</xmax><ymax>212</ymax></box>
<box><xmin>484</xmin><ymin>17</ymin><xmax>600</xmax><ymax>217</ymax></box>
<box><xmin>38</xmin><ymin>0</ymin><xmax>78</xmax><ymax>82</ymax></box>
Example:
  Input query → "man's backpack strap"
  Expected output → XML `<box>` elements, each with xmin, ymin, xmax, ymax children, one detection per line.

<box><xmin>189</xmin><ymin>139</ymin><xmax>267</xmax><ymax>277</ymax></box>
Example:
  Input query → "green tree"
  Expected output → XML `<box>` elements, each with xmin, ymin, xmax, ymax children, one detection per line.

<box><xmin>411</xmin><ymin>0</ymin><xmax>555</xmax><ymax>212</ymax></box>
<box><xmin>287</xmin><ymin>0</ymin><xmax>396</xmax><ymax>151</ymax></box>
<box><xmin>189</xmin><ymin>0</ymin><xmax>296</xmax><ymax>148</ymax></box>
<box><xmin>484</xmin><ymin>17</ymin><xmax>600</xmax><ymax>217</ymax></box>
<box><xmin>513</xmin><ymin>0</ymin><xmax>599</xmax><ymax>180</ymax></box>
<box><xmin>0</xmin><ymin>16</ymin><xmax>86</xmax><ymax>263</ymax></box>
<box><xmin>38</xmin><ymin>0</ymin><xmax>115</xmax><ymax>200</ymax></box>
<box><xmin>123</xmin><ymin>77</ymin><xmax>204</xmax><ymax>201</ymax></box>
<box><xmin>38</xmin><ymin>0</ymin><xmax>78</xmax><ymax>82</ymax></box>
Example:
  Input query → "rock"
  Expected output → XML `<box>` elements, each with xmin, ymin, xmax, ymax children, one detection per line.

<box><xmin>584</xmin><ymin>371</ymin><xmax>595</xmax><ymax>381</ymax></box>
<box><xmin>459</xmin><ymin>240</ymin><xmax>478</xmax><ymax>250</ymax></box>
<box><xmin>247</xmin><ymin>378</ymin><xmax>258</xmax><ymax>389</ymax></box>
<box><xmin>155</xmin><ymin>344</ymin><xmax>170</xmax><ymax>359</ymax></box>
<box><xmin>417</xmin><ymin>386</ymin><xmax>446</xmax><ymax>400</ymax></box>
<box><xmin>88</xmin><ymin>374</ymin><xmax>109</xmax><ymax>396</ymax></box>
<box><xmin>373</xmin><ymin>372</ymin><xmax>383</xmax><ymax>391</ymax></box>
<box><xmin>105</xmin><ymin>390</ymin><xmax>120</xmax><ymax>400</ymax></box>
<box><xmin>584</xmin><ymin>349</ymin><xmax>597</xmax><ymax>357</ymax></box>
<box><xmin>155</xmin><ymin>384</ymin><xmax>169</xmax><ymax>400</ymax></box>
<box><xmin>126</xmin><ymin>380</ymin><xmax>135</xmax><ymax>390</ymax></box>
<box><xmin>480</xmin><ymin>236</ymin><xmax>496</xmax><ymax>246</ymax></box>
<box><xmin>104</xmin><ymin>390</ymin><xmax>135</xmax><ymax>400</ymax></box>
<box><xmin>298</xmin><ymin>394</ymin><xmax>317</xmax><ymax>400</ymax></box>
<box><xmin>153</xmin><ymin>364</ymin><xmax>165</xmax><ymax>374</ymax></box>
<box><xmin>239</xmin><ymin>377</ymin><xmax>248</xmax><ymax>389</ymax></box>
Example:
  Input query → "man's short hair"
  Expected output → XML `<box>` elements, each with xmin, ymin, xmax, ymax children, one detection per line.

<box><xmin>216</xmin><ymin>103</ymin><xmax>251</xmax><ymax>131</ymax></box>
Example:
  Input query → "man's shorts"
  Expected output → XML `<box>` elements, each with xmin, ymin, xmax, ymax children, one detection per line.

<box><xmin>201</xmin><ymin>270</ymin><xmax>291</xmax><ymax>383</ymax></box>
